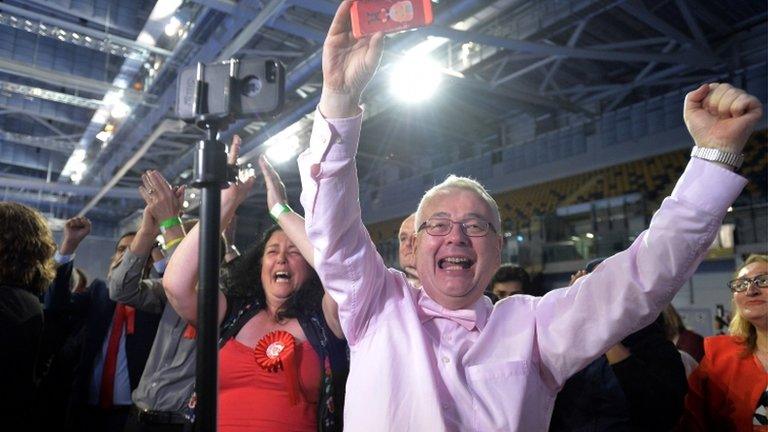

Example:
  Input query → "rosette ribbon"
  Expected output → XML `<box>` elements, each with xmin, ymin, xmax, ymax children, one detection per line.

<box><xmin>254</xmin><ymin>330</ymin><xmax>301</xmax><ymax>405</ymax></box>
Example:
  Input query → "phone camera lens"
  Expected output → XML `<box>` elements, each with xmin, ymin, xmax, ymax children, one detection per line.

<box><xmin>242</xmin><ymin>75</ymin><xmax>262</xmax><ymax>97</ymax></box>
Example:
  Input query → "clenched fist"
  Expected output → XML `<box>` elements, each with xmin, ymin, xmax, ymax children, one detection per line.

<box><xmin>60</xmin><ymin>216</ymin><xmax>91</xmax><ymax>255</ymax></box>
<box><xmin>683</xmin><ymin>83</ymin><xmax>763</xmax><ymax>155</ymax></box>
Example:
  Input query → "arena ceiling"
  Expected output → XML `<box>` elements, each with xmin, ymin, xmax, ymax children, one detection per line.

<box><xmin>0</xmin><ymin>0</ymin><xmax>765</xmax><ymax>233</ymax></box>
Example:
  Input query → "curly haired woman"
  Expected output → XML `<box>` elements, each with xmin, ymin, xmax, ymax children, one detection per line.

<box><xmin>0</xmin><ymin>202</ymin><xmax>57</xmax><ymax>428</ymax></box>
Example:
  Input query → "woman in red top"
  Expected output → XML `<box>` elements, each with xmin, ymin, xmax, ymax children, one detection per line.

<box><xmin>164</xmin><ymin>139</ymin><xmax>347</xmax><ymax>431</ymax></box>
<box><xmin>681</xmin><ymin>254</ymin><xmax>768</xmax><ymax>431</ymax></box>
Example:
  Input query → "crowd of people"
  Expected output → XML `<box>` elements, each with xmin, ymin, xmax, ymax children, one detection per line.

<box><xmin>1</xmin><ymin>2</ymin><xmax>766</xmax><ymax>431</ymax></box>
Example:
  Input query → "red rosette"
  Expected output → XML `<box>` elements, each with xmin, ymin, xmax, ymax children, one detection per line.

<box><xmin>253</xmin><ymin>330</ymin><xmax>301</xmax><ymax>405</ymax></box>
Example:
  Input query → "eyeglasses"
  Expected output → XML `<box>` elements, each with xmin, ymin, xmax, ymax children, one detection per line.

<box><xmin>727</xmin><ymin>274</ymin><xmax>768</xmax><ymax>293</ymax></box>
<box><xmin>418</xmin><ymin>217</ymin><xmax>497</xmax><ymax>237</ymax></box>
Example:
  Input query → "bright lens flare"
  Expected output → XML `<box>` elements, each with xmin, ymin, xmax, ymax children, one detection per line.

<box><xmin>389</xmin><ymin>56</ymin><xmax>443</xmax><ymax>103</ymax></box>
<box><xmin>265</xmin><ymin>135</ymin><xmax>301</xmax><ymax>164</ymax></box>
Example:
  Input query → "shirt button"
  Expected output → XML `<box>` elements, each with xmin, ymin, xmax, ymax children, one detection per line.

<box><xmin>442</xmin><ymin>403</ymin><xmax>450</xmax><ymax>410</ymax></box>
<box><xmin>441</xmin><ymin>356</ymin><xmax>450</xmax><ymax>364</ymax></box>
<box><xmin>151</xmin><ymin>382</ymin><xmax>157</xmax><ymax>387</ymax></box>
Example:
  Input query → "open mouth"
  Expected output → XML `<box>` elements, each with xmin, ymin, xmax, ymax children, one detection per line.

<box><xmin>274</xmin><ymin>271</ymin><xmax>292</xmax><ymax>282</ymax></box>
<box><xmin>438</xmin><ymin>256</ymin><xmax>474</xmax><ymax>270</ymax></box>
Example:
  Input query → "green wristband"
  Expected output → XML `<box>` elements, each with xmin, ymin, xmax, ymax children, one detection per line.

<box><xmin>159</xmin><ymin>216</ymin><xmax>182</xmax><ymax>234</ymax></box>
<box><xmin>269</xmin><ymin>203</ymin><xmax>292</xmax><ymax>222</ymax></box>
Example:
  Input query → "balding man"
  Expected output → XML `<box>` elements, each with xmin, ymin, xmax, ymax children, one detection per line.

<box><xmin>397</xmin><ymin>213</ymin><xmax>419</xmax><ymax>286</ymax></box>
<box><xmin>297</xmin><ymin>2</ymin><xmax>762</xmax><ymax>430</ymax></box>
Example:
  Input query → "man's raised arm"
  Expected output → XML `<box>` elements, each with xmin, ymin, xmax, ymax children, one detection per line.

<box><xmin>533</xmin><ymin>83</ymin><xmax>761</xmax><ymax>386</ymax></box>
<box><xmin>109</xmin><ymin>170</ymin><xmax>184</xmax><ymax>313</ymax></box>
<box><xmin>298</xmin><ymin>1</ymin><xmax>389</xmax><ymax>345</ymax></box>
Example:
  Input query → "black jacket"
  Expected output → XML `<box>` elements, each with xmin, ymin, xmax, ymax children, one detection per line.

<box><xmin>0</xmin><ymin>284</ymin><xmax>44</xmax><ymax>429</ymax></box>
<box><xmin>550</xmin><ymin>315</ymin><xmax>688</xmax><ymax>432</ymax></box>
<box><xmin>45</xmin><ymin>262</ymin><xmax>160</xmax><ymax>423</ymax></box>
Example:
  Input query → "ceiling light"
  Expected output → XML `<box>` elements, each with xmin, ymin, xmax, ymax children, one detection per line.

<box><xmin>265</xmin><ymin>135</ymin><xmax>301</xmax><ymax>164</ymax></box>
<box><xmin>104</xmin><ymin>91</ymin><xmax>123</xmax><ymax>105</ymax></box>
<box><xmin>585</xmin><ymin>232</ymin><xmax>595</xmax><ymax>239</ymax></box>
<box><xmin>137</xmin><ymin>31</ymin><xmax>156</xmax><ymax>47</ymax></box>
<box><xmin>72</xmin><ymin>148</ymin><xmax>86</xmax><ymax>162</ymax></box>
<box><xmin>93</xmin><ymin>109</ymin><xmax>109</xmax><ymax>124</ymax></box>
<box><xmin>110</xmin><ymin>101</ymin><xmax>131</xmax><ymax>119</ymax></box>
<box><xmin>164</xmin><ymin>16</ymin><xmax>181</xmax><ymax>37</ymax></box>
<box><xmin>96</xmin><ymin>130</ymin><xmax>112</xmax><ymax>142</ymax></box>
<box><xmin>389</xmin><ymin>56</ymin><xmax>443</xmax><ymax>103</ymax></box>
<box><xmin>149</xmin><ymin>0</ymin><xmax>182</xmax><ymax>20</ymax></box>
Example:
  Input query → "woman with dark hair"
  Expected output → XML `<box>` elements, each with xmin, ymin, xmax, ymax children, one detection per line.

<box><xmin>681</xmin><ymin>254</ymin><xmax>768</xmax><ymax>431</ymax></box>
<box><xmin>0</xmin><ymin>201</ymin><xmax>57</xmax><ymax>428</ymax></box>
<box><xmin>163</xmin><ymin>139</ymin><xmax>347</xmax><ymax>432</ymax></box>
<box><xmin>662</xmin><ymin>304</ymin><xmax>705</xmax><ymax>362</ymax></box>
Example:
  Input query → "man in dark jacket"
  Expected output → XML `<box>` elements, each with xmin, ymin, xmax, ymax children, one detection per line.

<box><xmin>549</xmin><ymin>260</ymin><xmax>688</xmax><ymax>431</ymax></box>
<box><xmin>46</xmin><ymin>221</ymin><xmax>161</xmax><ymax>432</ymax></box>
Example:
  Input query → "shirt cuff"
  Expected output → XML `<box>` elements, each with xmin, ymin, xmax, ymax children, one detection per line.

<box><xmin>54</xmin><ymin>251</ymin><xmax>75</xmax><ymax>264</ymax></box>
<box><xmin>671</xmin><ymin>158</ymin><xmax>748</xmax><ymax>219</ymax></box>
<box><xmin>306</xmin><ymin>106</ymin><xmax>363</xmax><ymax>164</ymax></box>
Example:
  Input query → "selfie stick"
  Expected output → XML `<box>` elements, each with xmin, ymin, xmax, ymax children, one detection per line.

<box><xmin>189</xmin><ymin>59</ymin><xmax>238</xmax><ymax>432</ymax></box>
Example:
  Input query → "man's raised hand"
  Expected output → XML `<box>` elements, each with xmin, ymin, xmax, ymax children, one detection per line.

<box><xmin>60</xmin><ymin>216</ymin><xmax>91</xmax><ymax>255</ymax></box>
<box><xmin>683</xmin><ymin>83</ymin><xmax>763</xmax><ymax>155</ymax></box>
<box><xmin>138</xmin><ymin>170</ymin><xmax>182</xmax><ymax>237</ymax></box>
<box><xmin>320</xmin><ymin>0</ymin><xmax>384</xmax><ymax>118</ymax></box>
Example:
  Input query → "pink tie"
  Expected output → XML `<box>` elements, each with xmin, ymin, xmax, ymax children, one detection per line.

<box><xmin>417</xmin><ymin>295</ymin><xmax>477</xmax><ymax>331</ymax></box>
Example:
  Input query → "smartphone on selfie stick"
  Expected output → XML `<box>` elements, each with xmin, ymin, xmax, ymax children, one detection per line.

<box><xmin>174</xmin><ymin>57</ymin><xmax>284</xmax><ymax>432</ymax></box>
<box><xmin>350</xmin><ymin>0</ymin><xmax>434</xmax><ymax>39</ymax></box>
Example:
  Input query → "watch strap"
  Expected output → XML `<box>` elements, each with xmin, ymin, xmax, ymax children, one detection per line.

<box><xmin>690</xmin><ymin>146</ymin><xmax>743</xmax><ymax>169</ymax></box>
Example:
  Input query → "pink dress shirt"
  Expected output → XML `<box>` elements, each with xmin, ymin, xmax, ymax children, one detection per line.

<box><xmin>298</xmin><ymin>109</ymin><xmax>747</xmax><ymax>431</ymax></box>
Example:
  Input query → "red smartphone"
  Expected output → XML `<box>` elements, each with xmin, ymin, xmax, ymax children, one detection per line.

<box><xmin>350</xmin><ymin>0</ymin><xmax>434</xmax><ymax>39</ymax></box>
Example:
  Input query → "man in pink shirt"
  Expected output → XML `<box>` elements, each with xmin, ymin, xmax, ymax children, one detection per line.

<box><xmin>297</xmin><ymin>2</ymin><xmax>763</xmax><ymax>430</ymax></box>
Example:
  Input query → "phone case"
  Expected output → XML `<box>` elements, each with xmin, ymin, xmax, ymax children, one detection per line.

<box><xmin>350</xmin><ymin>0</ymin><xmax>434</xmax><ymax>39</ymax></box>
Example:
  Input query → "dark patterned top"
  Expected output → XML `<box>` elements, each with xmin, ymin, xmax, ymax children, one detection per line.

<box><xmin>755</xmin><ymin>386</ymin><xmax>768</xmax><ymax>426</ymax></box>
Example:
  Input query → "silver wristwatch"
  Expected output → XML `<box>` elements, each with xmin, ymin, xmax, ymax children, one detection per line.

<box><xmin>690</xmin><ymin>146</ymin><xmax>744</xmax><ymax>169</ymax></box>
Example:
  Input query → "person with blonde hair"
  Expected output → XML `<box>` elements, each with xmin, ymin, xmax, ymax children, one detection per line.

<box><xmin>681</xmin><ymin>254</ymin><xmax>768</xmax><ymax>431</ymax></box>
<box><xmin>0</xmin><ymin>201</ymin><xmax>57</xmax><ymax>429</ymax></box>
